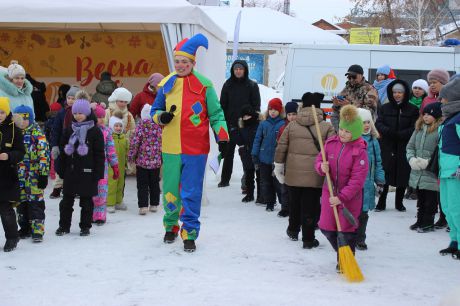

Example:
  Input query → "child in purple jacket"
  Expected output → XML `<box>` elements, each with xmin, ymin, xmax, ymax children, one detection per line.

<box><xmin>315</xmin><ymin>105</ymin><xmax>368</xmax><ymax>268</ymax></box>
<box><xmin>128</xmin><ymin>104</ymin><xmax>162</xmax><ymax>215</ymax></box>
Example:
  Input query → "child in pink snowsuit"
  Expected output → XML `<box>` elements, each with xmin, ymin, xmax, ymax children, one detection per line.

<box><xmin>315</xmin><ymin>105</ymin><xmax>368</xmax><ymax>260</ymax></box>
<box><xmin>92</xmin><ymin>105</ymin><xmax>119</xmax><ymax>224</ymax></box>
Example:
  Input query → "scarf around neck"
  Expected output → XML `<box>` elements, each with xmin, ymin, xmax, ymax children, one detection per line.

<box><xmin>64</xmin><ymin>120</ymin><xmax>94</xmax><ymax>156</ymax></box>
<box><xmin>373</xmin><ymin>78</ymin><xmax>393</xmax><ymax>104</ymax></box>
<box><xmin>441</xmin><ymin>100</ymin><xmax>460</xmax><ymax>119</ymax></box>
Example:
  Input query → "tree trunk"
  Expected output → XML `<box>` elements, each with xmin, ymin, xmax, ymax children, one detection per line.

<box><xmin>385</xmin><ymin>0</ymin><xmax>398</xmax><ymax>44</ymax></box>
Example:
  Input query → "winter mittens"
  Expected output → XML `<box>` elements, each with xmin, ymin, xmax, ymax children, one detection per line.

<box><xmin>273</xmin><ymin>163</ymin><xmax>285</xmax><ymax>184</ymax></box>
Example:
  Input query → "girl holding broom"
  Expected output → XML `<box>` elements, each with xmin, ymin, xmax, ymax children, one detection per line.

<box><xmin>315</xmin><ymin>104</ymin><xmax>368</xmax><ymax>272</ymax></box>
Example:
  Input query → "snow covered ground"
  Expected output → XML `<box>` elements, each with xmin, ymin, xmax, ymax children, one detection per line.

<box><xmin>1</xmin><ymin>159</ymin><xmax>460</xmax><ymax>306</ymax></box>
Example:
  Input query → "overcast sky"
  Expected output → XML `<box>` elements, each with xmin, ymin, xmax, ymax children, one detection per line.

<box><xmin>229</xmin><ymin>0</ymin><xmax>353</xmax><ymax>23</ymax></box>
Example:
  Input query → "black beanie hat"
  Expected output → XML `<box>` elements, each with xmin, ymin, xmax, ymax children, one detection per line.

<box><xmin>422</xmin><ymin>102</ymin><xmax>442</xmax><ymax>119</ymax></box>
<box><xmin>302</xmin><ymin>92</ymin><xmax>324</xmax><ymax>108</ymax></box>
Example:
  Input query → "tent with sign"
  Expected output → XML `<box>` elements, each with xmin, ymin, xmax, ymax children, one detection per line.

<box><xmin>0</xmin><ymin>0</ymin><xmax>227</xmax><ymax>100</ymax></box>
<box><xmin>201</xmin><ymin>6</ymin><xmax>347</xmax><ymax>88</ymax></box>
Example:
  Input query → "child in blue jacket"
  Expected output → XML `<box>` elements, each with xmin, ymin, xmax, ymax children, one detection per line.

<box><xmin>357</xmin><ymin>108</ymin><xmax>385</xmax><ymax>250</ymax></box>
<box><xmin>251</xmin><ymin>98</ymin><xmax>285</xmax><ymax>211</ymax></box>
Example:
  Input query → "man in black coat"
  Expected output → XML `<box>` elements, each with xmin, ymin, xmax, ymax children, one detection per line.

<box><xmin>375</xmin><ymin>79</ymin><xmax>419</xmax><ymax>212</ymax></box>
<box><xmin>219</xmin><ymin>60</ymin><xmax>261</xmax><ymax>187</ymax></box>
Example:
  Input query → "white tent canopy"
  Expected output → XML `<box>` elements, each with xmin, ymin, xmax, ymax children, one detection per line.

<box><xmin>0</xmin><ymin>0</ymin><xmax>228</xmax><ymax>89</ymax></box>
<box><xmin>201</xmin><ymin>6</ymin><xmax>347</xmax><ymax>45</ymax></box>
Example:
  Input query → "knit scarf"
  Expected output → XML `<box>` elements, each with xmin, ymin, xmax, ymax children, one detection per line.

<box><xmin>409</xmin><ymin>96</ymin><xmax>423</xmax><ymax>108</ymax></box>
<box><xmin>64</xmin><ymin>120</ymin><xmax>94</xmax><ymax>156</ymax></box>
<box><xmin>441</xmin><ymin>100</ymin><xmax>460</xmax><ymax>119</ymax></box>
<box><xmin>373</xmin><ymin>78</ymin><xmax>394</xmax><ymax>104</ymax></box>
<box><xmin>63</xmin><ymin>107</ymin><xmax>74</xmax><ymax>129</ymax></box>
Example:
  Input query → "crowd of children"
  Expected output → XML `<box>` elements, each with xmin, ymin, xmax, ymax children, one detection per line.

<box><xmin>0</xmin><ymin>61</ymin><xmax>459</xmax><ymax>269</ymax></box>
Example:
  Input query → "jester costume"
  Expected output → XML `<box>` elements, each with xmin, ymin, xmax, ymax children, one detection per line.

<box><xmin>15</xmin><ymin>106</ymin><xmax>50</xmax><ymax>240</ymax></box>
<box><xmin>151</xmin><ymin>34</ymin><xmax>229</xmax><ymax>242</ymax></box>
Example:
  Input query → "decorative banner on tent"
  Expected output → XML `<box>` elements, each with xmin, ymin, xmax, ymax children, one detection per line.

<box><xmin>226</xmin><ymin>52</ymin><xmax>265</xmax><ymax>84</ymax></box>
<box><xmin>349</xmin><ymin>27</ymin><xmax>381</xmax><ymax>45</ymax></box>
<box><xmin>0</xmin><ymin>30</ymin><xmax>169</xmax><ymax>102</ymax></box>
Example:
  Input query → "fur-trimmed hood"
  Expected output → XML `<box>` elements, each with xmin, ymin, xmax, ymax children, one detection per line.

<box><xmin>387</xmin><ymin>79</ymin><xmax>411</xmax><ymax>107</ymax></box>
<box><xmin>0</xmin><ymin>71</ymin><xmax>33</xmax><ymax>97</ymax></box>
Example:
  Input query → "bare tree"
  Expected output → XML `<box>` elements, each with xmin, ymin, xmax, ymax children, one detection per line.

<box><xmin>347</xmin><ymin>0</ymin><xmax>451</xmax><ymax>45</ymax></box>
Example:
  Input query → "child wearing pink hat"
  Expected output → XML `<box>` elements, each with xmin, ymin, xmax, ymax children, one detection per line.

<box><xmin>92</xmin><ymin>106</ymin><xmax>119</xmax><ymax>224</ymax></box>
<box><xmin>130</xmin><ymin>73</ymin><xmax>164</xmax><ymax>120</ymax></box>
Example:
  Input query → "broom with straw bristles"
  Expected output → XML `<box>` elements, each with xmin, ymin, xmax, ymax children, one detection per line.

<box><xmin>311</xmin><ymin>105</ymin><xmax>364</xmax><ymax>283</ymax></box>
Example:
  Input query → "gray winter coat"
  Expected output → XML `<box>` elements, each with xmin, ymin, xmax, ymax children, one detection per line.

<box><xmin>406</xmin><ymin>123</ymin><xmax>439</xmax><ymax>191</ymax></box>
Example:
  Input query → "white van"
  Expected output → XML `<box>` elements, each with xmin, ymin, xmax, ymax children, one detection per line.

<box><xmin>283</xmin><ymin>44</ymin><xmax>460</xmax><ymax>105</ymax></box>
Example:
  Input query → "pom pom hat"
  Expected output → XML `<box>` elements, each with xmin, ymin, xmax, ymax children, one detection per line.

<box><xmin>339</xmin><ymin>105</ymin><xmax>363</xmax><ymax>141</ymax></box>
<box><xmin>94</xmin><ymin>105</ymin><xmax>106</xmax><ymax>119</ymax></box>
<box><xmin>0</xmin><ymin>97</ymin><xmax>11</xmax><ymax>115</ymax></box>
<box><xmin>174</xmin><ymin>33</ymin><xmax>209</xmax><ymax>61</ymax></box>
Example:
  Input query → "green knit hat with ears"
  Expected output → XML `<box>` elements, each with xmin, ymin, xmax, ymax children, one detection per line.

<box><xmin>339</xmin><ymin>105</ymin><xmax>363</xmax><ymax>141</ymax></box>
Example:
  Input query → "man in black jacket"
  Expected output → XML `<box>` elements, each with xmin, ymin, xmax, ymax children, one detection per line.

<box><xmin>219</xmin><ymin>60</ymin><xmax>261</xmax><ymax>187</ymax></box>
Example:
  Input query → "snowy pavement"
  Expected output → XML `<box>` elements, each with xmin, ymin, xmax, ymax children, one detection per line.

<box><xmin>1</xmin><ymin>167</ymin><xmax>460</xmax><ymax>306</ymax></box>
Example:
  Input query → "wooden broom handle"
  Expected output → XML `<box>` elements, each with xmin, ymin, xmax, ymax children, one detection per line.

<box><xmin>311</xmin><ymin>106</ymin><xmax>342</xmax><ymax>232</ymax></box>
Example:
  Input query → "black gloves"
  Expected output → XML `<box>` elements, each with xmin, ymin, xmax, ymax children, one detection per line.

<box><xmin>159</xmin><ymin>105</ymin><xmax>176</xmax><ymax>125</ymax></box>
<box><xmin>218</xmin><ymin>141</ymin><xmax>228</xmax><ymax>157</ymax></box>
<box><xmin>37</xmin><ymin>175</ymin><xmax>48</xmax><ymax>190</ymax></box>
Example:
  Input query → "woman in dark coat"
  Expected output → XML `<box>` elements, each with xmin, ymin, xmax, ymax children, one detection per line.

<box><xmin>375</xmin><ymin>79</ymin><xmax>419</xmax><ymax>211</ymax></box>
<box><xmin>0</xmin><ymin>98</ymin><xmax>25</xmax><ymax>252</ymax></box>
<box><xmin>55</xmin><ymin>98</ymin><xmax>105</xmax><ymax>236</ymax></box>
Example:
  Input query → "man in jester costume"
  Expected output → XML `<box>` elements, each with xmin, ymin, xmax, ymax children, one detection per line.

<box><xmin>151</xmin><ymin>33</ymin><xmax>229</xmax><ymax>252</ymax></box>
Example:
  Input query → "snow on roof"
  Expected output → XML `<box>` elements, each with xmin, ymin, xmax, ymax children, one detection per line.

<box><xmin>201</xmin><ymin>6</ymin><xmax>347</xmax><ymax>44</ymax></box>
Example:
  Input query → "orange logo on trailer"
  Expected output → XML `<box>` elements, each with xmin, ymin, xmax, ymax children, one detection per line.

<box><xmin>321</xmin><ymin>74</ymin><xmax>338</xmax><ymax>91</ymax></box>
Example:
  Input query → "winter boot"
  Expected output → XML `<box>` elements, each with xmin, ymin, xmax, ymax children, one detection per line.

<box><xmin>3</xmin><ymin>238</ymin><xmax>19</xmax><ymax>252</ymax></box>
<box><xmin>375</xmin><ymin>197</ymin><xmax>386</xmax><ymax>212</ymax></box>
<box><xmin>149</xmin><ymin>205</ymin><xmax>158</xmax><ymax>212</ymax></box>
<box><xmin>32</xmin><ymin>233</ymin><xmax>43</xmax><ymax>243</ymax></box>
<box><xmin>453</xmin><ymin>250</ymin><xmax>460</xmax><ymax>260</ymax></box>
<box><xmin>356</xmin><ymin>241</ymin><xmax>368</xmax><ymax>250</ymax></box>
<box><xmin>409</xmin><ymin>210</ymin><xmax>423</xmax><ymax>230</ymax></box>
<box><xmin>286</xmin><ymin>229</ymin><xmax>298</xmax><ymax>241</ymax></box>
<box><xmin>80</xmin><ymin>228</ymin><xmax>90</xmax><ymax>236</ymax></box>
<box><xmin>184</xmin><ymin>239</ymin><xmax>196</xmax><ymax>252</ymax></box>
<box><xmin>115</xmin><ymin>203</ymin><xmax>127</xmax><ymax>211</ymax></box>
<box><xmin>434</xmin><ymin>215</ymin><xmax>448</xmax><ymax>229</ymax></box>
<box><xmin>95</xmin><ymin>220</ymin><xmax>105</xmax><ymax>226</ymax></box>
<box><xmin>404</xmin><ymin>187</ymin><xmax>413</xmax><ymax>199</ymax></box>
<box><xmin>107</xmin><ymin>206</ymin><xmax>116</xmax><ymax>213</ymax></box>
<box><xmin>395</xmin><ymin>187</ymin><xmax>406</xmax><ymax>212</ymax></box>
<box><xmin>18</xmin><ymin>228</ymin><xmax>31</xmax><ymax>239</ymax></box>
<box><xmin>218</xmin><ymin>181</ymin><xmax>229</xmax><ymax>188</ymax></box>
<box><xmin>266</xmin><ymin>204</ymin><xmax>274</xmax><ymax>212</ymax></box>
<box><xmin>277</xmin><ymin>209</ymin><xmax>289</xmax><ymax>218</ymax></box>
<box><xmin>55</xmin><ymin>227</ymin><xmax>70</xmax><ymax>236</ymax></box>
<box><xmin>303</xmin><ymin>239</ymin><xmax>319</xmax><ymax>249</ymax></box>
<box><xmin>242</xmin><ymin>194</ymin><xmax>254</xmax><ymax>203</ymax></box>
<box><xmin>439</xmin><ymin>241</ymin><xmax>458</xmax><ymax>256</ymax></box>
<box><xmin>163</xmin><ymin>231</ymin><xmax>178</xmax><ymax>244</ymax></box>
<box><xmin>417</xmin><ymin>214</ymin><xmax>435</xmax><ymax>233</ymax></box>
<box><xmin>139</xmin><ymin>207</ymin><xmax>148</xmax><ymax>215</ymax></box>
<box><xmin>49</xmin><ymin>187</ymin><xmax>62</xmax><ymax>199</ymax></box>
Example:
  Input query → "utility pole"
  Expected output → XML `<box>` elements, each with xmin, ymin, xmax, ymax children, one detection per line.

<box><xmin>284</xmin><ymin>0</ymin><xmax>290</xmax><ymax>15</ymax></box>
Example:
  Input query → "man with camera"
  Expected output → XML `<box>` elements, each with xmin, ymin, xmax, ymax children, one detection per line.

<box><xmin>331</xmin><ymin>64</ymin><xmax>378</xmax><ymax>131</ymax></box>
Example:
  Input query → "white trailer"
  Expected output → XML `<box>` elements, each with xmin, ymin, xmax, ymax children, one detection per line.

<box><xmin>283</xmin><ymin>44</ymin><xmax>460</xmax><ymax>104</ymax></box>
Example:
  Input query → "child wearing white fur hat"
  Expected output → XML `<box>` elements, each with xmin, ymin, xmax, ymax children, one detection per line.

<box><xmin>409</xmin><ymin>79</ymin><xmax>429</xmax><ymax>109</ymax></box>
<box><xmin>107</xmin><ymin>111</ymin><xmax>129</xmax><ymax>213</ymax></box>
<box><xmin>0</xmin><ymin>60</ymin><xmax>34</xmax><ymax>115</ymax></box>
<box><xmin>104</xmin><ymin>87</ymin><xmax>135</xmax><ymax>139</ymax></box>
<box><xmin>356</xmin><ymin>108</ymin><xmax>385</xmax><ymax>250</ymax></box>
<box><xmin>128</xmin><ymin>104</ymin><xmax>162</xmax><ymax>215</ymax></box>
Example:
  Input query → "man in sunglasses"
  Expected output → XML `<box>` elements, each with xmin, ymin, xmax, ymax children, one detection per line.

<box><xmin>331</xmin><ymin>64</ymin><xmax>378</xmax><ymax>131</ymax></box>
